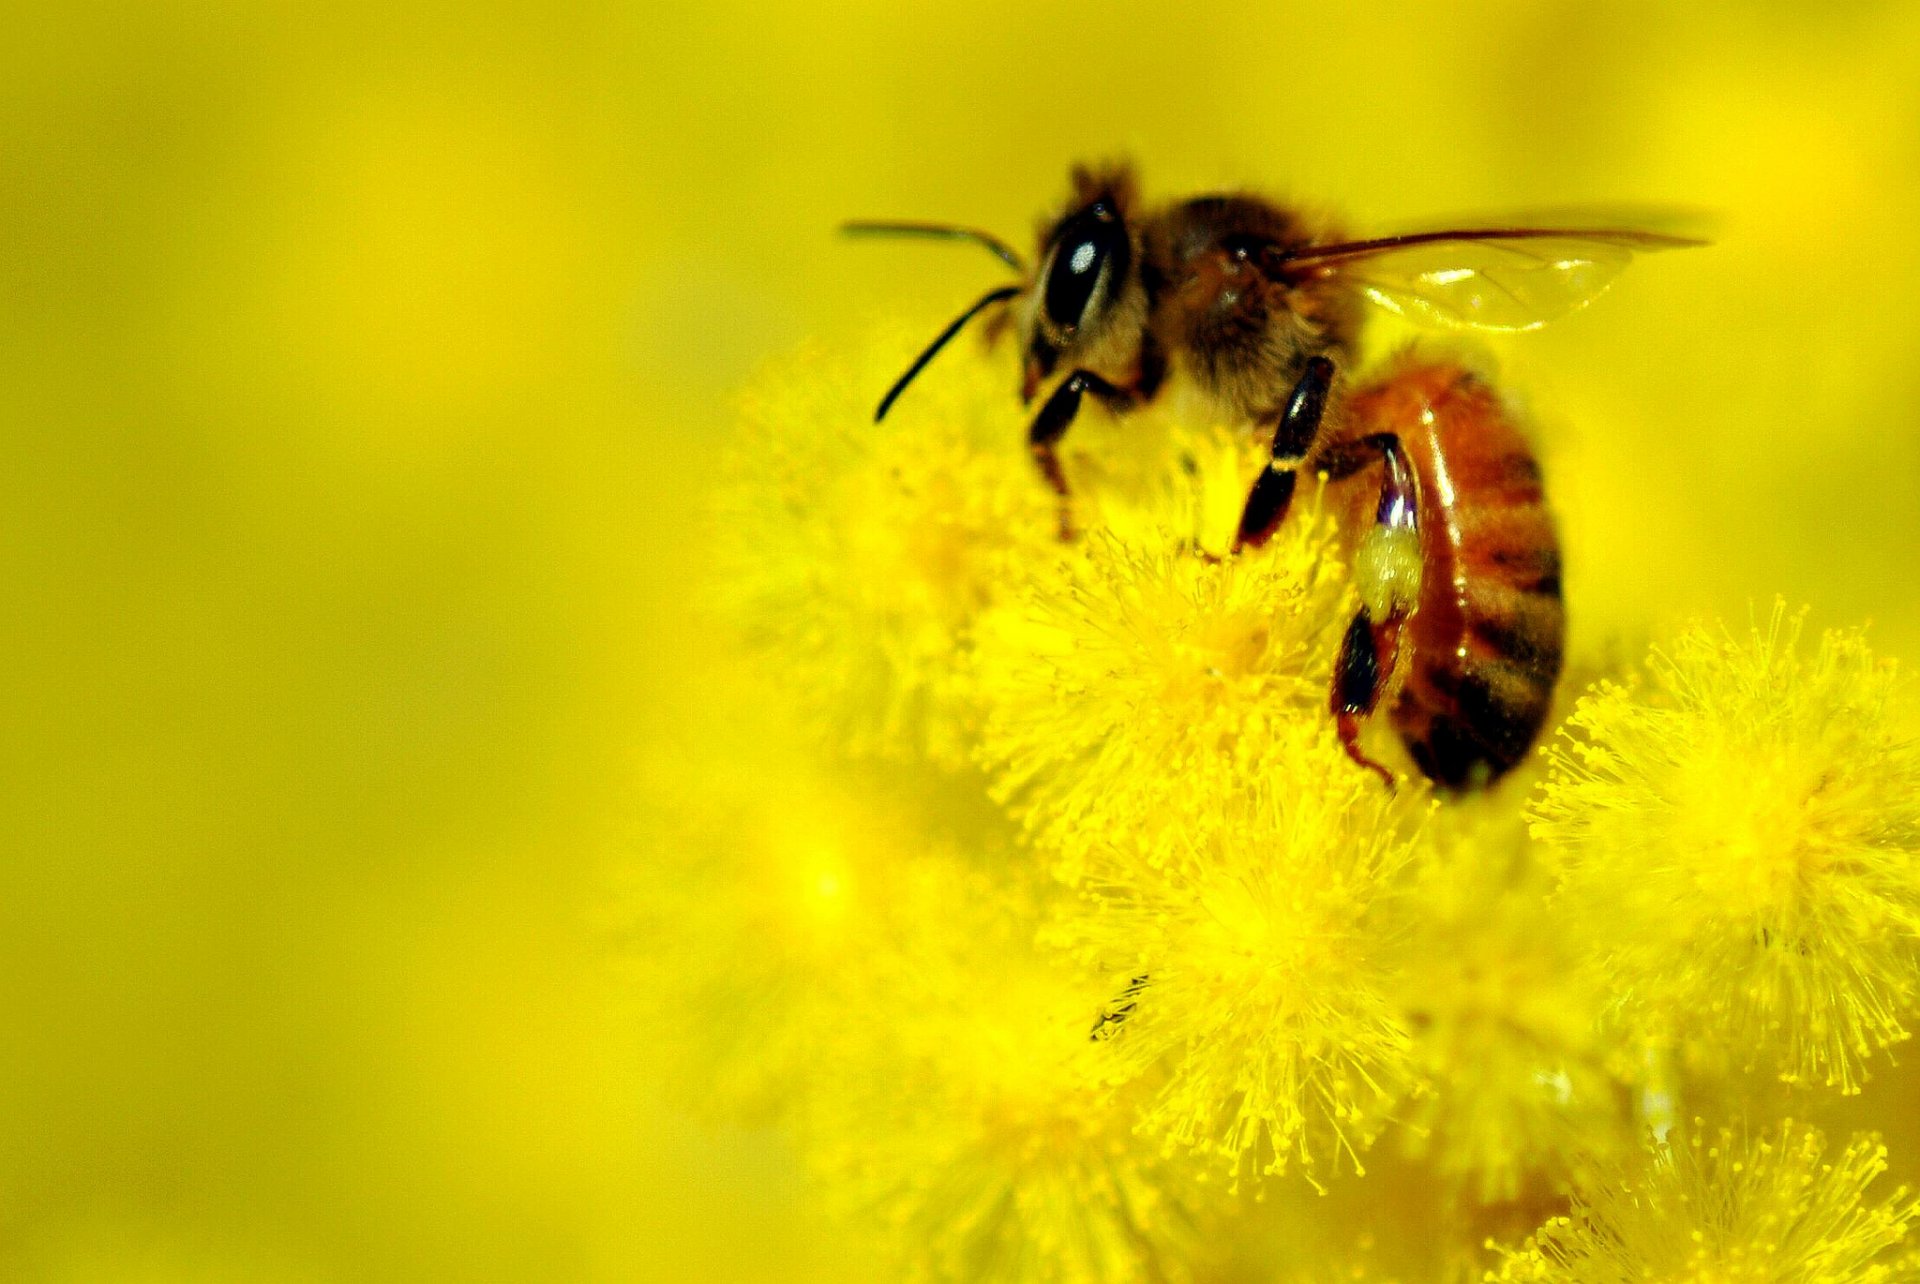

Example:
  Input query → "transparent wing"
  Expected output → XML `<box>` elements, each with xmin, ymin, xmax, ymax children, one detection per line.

<box><xmin>1288</xmin><ymin>228</ymin><xmax>1702</xmax><ymax>332</ymax></box>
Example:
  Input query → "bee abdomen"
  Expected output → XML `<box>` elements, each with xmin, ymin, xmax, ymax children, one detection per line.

<box><xmin>1345</xmin><ymin>359</ymin><xmax>1564</xmax><ymax>789</ymax></box>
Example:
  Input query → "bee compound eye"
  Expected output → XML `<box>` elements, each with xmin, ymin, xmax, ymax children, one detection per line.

<box><xmin>1042</xmin><ymin>207</ymin><xmax>1128</xmax><ymax>334</ymax></box>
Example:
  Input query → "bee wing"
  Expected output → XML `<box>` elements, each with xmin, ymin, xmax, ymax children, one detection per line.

<box><xmin>1289</xmin><ymin>228</ymin><xmax>1703</xmax><ymax>332</ymax></box>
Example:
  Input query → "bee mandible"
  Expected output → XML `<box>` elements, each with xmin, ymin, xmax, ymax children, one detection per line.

<box><xmin>846</xmin><ymin>164</ymin><xmax>1699</xmax><ymax>789</ymax></box>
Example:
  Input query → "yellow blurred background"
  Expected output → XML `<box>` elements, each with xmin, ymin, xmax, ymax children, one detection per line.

<box><xmin>3</xmin><ymin>2</ymin><xmax>1918</xmax><ymax>1279</ymax></box>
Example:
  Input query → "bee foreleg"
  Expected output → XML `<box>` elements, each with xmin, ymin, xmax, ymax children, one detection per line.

<box><xmin>1235</xmin><ymin>356</ymin><xmax>1335</xmax><ymax>551</ymax></box>
<box><xmin>1029</xmin><ymin>370</ymin><xmax>1126</xmax><ymax>540</ymax></box>
<box><xmin>1331</xmin><ymin>432</ymin><xmax>1421</xmax><ymax>787</ymax></box>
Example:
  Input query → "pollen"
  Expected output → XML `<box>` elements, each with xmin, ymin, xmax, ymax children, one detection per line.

<box><xmin>1353</xmin><ymin>523</ymin><xmax>1423</xmax><ymax>620</ymax></box>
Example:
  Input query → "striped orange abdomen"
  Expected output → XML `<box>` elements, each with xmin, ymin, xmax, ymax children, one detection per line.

<box><xmin>1341</xmin><ymin>359</ymin><xmax>1564</xmax><ymax>788</ymax></box>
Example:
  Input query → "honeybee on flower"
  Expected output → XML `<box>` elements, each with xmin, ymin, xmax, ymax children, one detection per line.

<box><xmin>668</xmin><ymin>157</ymin><xmax>1920</xmax><ymax>1282</ymax></box>
<box><xmin>849</xmin><ymin>163</ymin><xmax>1699</xmax><ymax>788</ymax></box>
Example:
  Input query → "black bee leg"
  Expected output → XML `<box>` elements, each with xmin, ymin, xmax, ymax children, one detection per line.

<box><xmin>1234</xmin><ymin>355</ymin><xmax>1335</xmax><ymax>551</ymax></box>
<box><xmin>1328</xmin><ymin>432</ymin><xmax>1422</xmax><ymax>786</ymax></box>
<box><xmin>1333</xmin><ymin>613</ymin><xmax>1399</xmax><ymax>787</ymax></box>
<box><xmin>1029</xmin><ymin>369</ymin><xmax>1126</xmax><ymax>540</ymax></box>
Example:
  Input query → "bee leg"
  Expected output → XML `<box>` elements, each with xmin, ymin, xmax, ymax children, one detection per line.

<box><xmin>1029</xmin><ymin>369</ymin><xmax>1126</xmax><ymax>540</ymax></box>
<box><xmin>1235</xmin><ymin>356</ymin><xmax>1335</xmax><ymax>551</ymax></box>
<box><xmin>1329</xmin><ymin>432</ymin><xmax>1422</xmax><ymax>787</ymax></box>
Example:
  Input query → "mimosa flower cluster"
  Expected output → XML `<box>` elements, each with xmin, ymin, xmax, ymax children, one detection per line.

<box><xmin>634</xmin><ymin>324</ymin><xmax>1920</xmax><ymax>1282</ymax></box>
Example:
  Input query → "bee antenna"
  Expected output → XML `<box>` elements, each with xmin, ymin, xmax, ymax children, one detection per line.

<box><xmin>841</xmin><ymin>221</ymin><xmax>1028</xmax><ymax>274</ymax></box>
<box><xmin>874</xmin><ymin>285</ymin><xmax>1022</xmax><ymax>423</ymax></box>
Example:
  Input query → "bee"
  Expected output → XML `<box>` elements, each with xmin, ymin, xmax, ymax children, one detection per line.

<box><xmin>845</xmin><ymin>164</ymin><xmax>1699</xmax><ymax>789</ymax></box>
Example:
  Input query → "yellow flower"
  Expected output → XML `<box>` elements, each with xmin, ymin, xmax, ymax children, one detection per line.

<box><xmin>621</xmin><ymin>686</ymin><xmax>1011</xmax><ymax>1120</ymax></box>
<box><xmin>1531</xmin><ymin>605</ymin><xmax>1920</xmax><ymax>1092</ymax></box>
<box><xmin>797</xmin><ymin>855</ymin><xmax>1201</xmax><ymax>1284</ymax></box>
<box><xmin>714</xmin><ymin>326</ymin><xmax>1058</xmax><ymax>765</ymax></box>
<box><xmin>973</xmin><ymin>466</ymin><xmax>1354</xmax><ymax>882</ymax></box>
<box><xmin>1053</xmin><ymin>769</ymin><xmax>1419</xmax><ymax>1186</ymax></box>
<box><xmin>1491</xmin><ymin>1119</ymin><xmax>1920</xmax><ymax>1284</ymax></box>
<box><xmin>1393</xmin><ymin>802</ymin><xmax>1632</xmax><ymax>1203</ymax></box>
<box><xmin>694</xmin><ymin>317</ymin><xmax>1920</xmax><ymax>1277</ymax></box>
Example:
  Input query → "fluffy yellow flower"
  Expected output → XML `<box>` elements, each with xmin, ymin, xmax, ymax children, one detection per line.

<box><xmin>973</xmin><ymin>472</ymin><xmax>1354</xmax><ymax>881</ymax></box>
<box><xmin>692</xmin><ymin>317</ymin><xmax>1920</xmax><ymax>1278</ymax></box>
<box><xmin>1492</xmin><ymin>1120</ymin><xmax>1920</xmax><ymax>1284</ymax></box>
<box><xmin>1054</xmin><ymin>770</ymin><xmax>1419</xmax><ymax>1186</ymax></box>
<box><xmin>1393</xmin><ymin>803</ymin><xmax>1632</xmax><ymax>1202</ymax></box>
<box><xmin>714</xmin><ymin>326</ymin><xmax>1058</xmax><ymax>764</ymax></box>
<box><xmin>622</xmin><ymin>689</ymin><xmax>1010</xmax><ymax>1120</ymax></box>
<box><xmin>798</xmin><ymin>855</ymin><xmax>1201</xmax><ymax>1284</ymax></box>
<box><xmin>1531</xmin><ymin>606</ymin><xmax>1920</xmax><ymax>1092</ymax></box>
